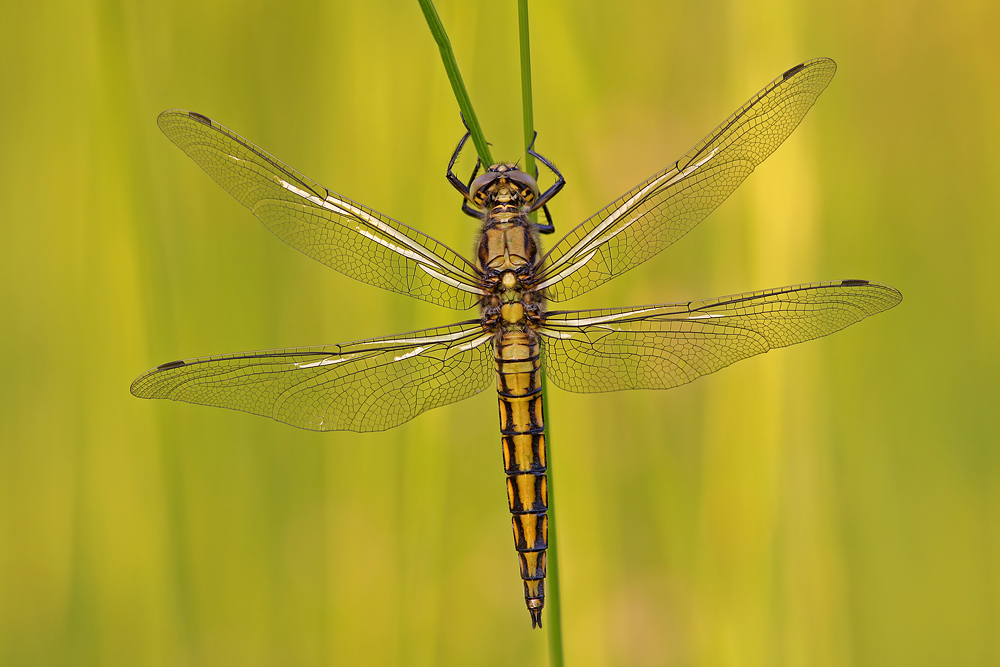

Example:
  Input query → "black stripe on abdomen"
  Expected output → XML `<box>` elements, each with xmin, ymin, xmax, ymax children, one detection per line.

<box><xmin>496</xmin><ymin>332</ymin><xmax>548</xmax><ymax>628</ymax></box>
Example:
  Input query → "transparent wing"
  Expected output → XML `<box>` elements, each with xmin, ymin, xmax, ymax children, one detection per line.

<box><xmin>131</xmin><ymin>321</ymin><xmax>495</xmax><ymax>432</ymax></box>
<box><xmin>539</xmin><ymin>279</ymin><xmax>900</xmax><ymax>392</ymax></box>
<box><xmin>537</xmin><ymin>58</ymin><xmax>837</xmax><ymax>302</ymax></box>
<box><xmin>158</xmin><ymin>110</ymin><xmax>484</xmax><ymax>309</ymax></box>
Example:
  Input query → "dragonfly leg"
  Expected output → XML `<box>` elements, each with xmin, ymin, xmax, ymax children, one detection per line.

<box><xmin>448</xmin><ymin>119</ymin><xmax>487</xmax><ymax>220</ymax></box>
<box><xmin>462</xmin><ymin>198</ymin><xmax>484</xmax><ymax>220</ymax></box>
<box><xmin>461</xmin><ymin>159</ymin><xmax>485</xmax><ymax>220</ymax></box>
<box><xmin>535</xmin><ymin>204</ymin><xmax>555</xmax><ymax>234</ymax></box>
<box><xmin>446</xmin><ymin>128</ymin><xmax>474</xmax><ymax>198</ymax></box>
<box><xmin>525</xmin><ymin>132</ymin><xmax>565</xmax><ymax>231</ymax></box>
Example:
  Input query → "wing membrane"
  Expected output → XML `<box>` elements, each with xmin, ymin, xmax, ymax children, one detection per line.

<box><xmin>539</xmin><ymin>279</ymin><xmax>900</xmax><ymax>393</ymax></box>
<box><xmin>158</xmin><ymin>110</ymin><xmax>483</xmax><ymax>309</ymax></box>
<box><xmin>537</xmin><ymin>58</ymin><xmax>837</xmax><ymax>302</ymax></box>
<box><xmin>131</xmin><ymin>321</ymin><xmax>494</xmax><ymax>432</ymax></box>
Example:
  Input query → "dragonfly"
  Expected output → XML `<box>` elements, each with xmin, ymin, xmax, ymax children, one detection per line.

<box><xmin>132</xmin><ymin>57</ymin><xmax>901</xmax><ymax>629</ymax></box>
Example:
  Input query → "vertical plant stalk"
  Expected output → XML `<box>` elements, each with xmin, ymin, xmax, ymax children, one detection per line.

<box><xmin>417</xmin><ymin>0</ymin><xmax>494</xmax><ymax>166</ymax></box>
<box><xmin>518</xmin><ymin>0</ymin><xmax>538</xmax><ymax>193</ymax></box>
<box><xmin>538</xmin><ymin>356</ymin><xmax>565</xmax><ymax>665</ymax></box>
<box><xmin>518</xmin><ymin>2</ymin><xmax>565</xmax><ymax>665</ymax></box>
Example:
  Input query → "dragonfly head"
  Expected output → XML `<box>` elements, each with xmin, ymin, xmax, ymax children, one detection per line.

<box><xmin>470</xmin><ymin>164</ymin><xmax>540</xmax><ymax>210</ymax></box>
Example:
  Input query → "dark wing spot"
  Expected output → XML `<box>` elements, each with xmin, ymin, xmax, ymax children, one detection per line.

<box><xmin>783</xmin><ymin>63</ymin><xmax>807</xmax><ymax>80</ymax></box>
<box><xmin>188</xmin><ymin>112</ymin><xmax>212</xmax><ymax>126</ymax></box>
<box><xmin>157</xmin><ymin>360</ymin><xmax>186</xmax><ymax>370</ymax></box>
<box><xmin>840</xmin><ymin>279</ymin><xmax>870</xmax><ymax>287</ymax></box>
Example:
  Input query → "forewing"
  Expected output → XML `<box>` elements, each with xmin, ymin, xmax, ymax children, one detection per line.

<box><xmin>158</xmin><ymin>110</ymin><xmax>483</xmax><ymax>309</ymax></box>
<box><xmin>537</xmin><ymin>58</ymin><xmax>837</xmax><ymax>302</ymax></box>
<box><xmin>131</xmin><ymin>322</ymin><xmax>494</xmax><ymax>432</ymax></box>
<box><xmin>539</xmin><ymin>280</ymin><xmax>900</xmax><ymax>392</ymax></box>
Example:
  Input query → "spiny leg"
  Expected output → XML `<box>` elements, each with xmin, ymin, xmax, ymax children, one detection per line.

<box><xmin>446</xmin><ymin>128</ymin><xmax>473</xmax><ymax>197</ymax></box>
<box><xmin>535</xmin><ymin>204</ymin><xmax>555</xmax><ymax>235</ymax></box>
<box><xmin>525</xmin><ymin>131</ymin><xmax>565</xmax><ymax>234</ymax></box>
<box><xmin>446</xmin><ymin>120</ymin><xmax>486</xmax><ymax>220</ymax></box>
<box><xmin>462</xmin><ymin>158</ymin><xmax>484</xmax><ymax>220</ymax></box>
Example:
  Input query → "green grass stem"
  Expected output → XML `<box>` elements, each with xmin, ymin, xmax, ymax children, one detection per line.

<box><xmin>518</xmin><ymin>0</ymin><xmax>538</xmax><ymax>187</ymax></box>
<box><xmin>416</xmin><ymin>0</ymin><xmax>493</xmax><ymax>166</ymax></box>
<box><xmin>518</xmin><ymin>3</ymin><xmax>565</xmax><ymax>664</ymax></box>
<box><xmin>538</xmin><ymin>359</ymin><xmax>565</xmax><ymax>665</ymax></box>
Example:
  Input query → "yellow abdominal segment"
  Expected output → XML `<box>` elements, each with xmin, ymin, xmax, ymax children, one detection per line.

<box><xmin>496</xmin><ymin>331</ymin><xmax>548</xmax><ymax>629</ymax></box>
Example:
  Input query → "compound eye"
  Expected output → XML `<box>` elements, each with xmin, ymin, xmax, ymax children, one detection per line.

<box><xmin>507</xmin><ymin>171</ymin><xmax>540</xmax><ymax>201</ymax></box>
<box><xmin>470</xmin><ymin>172</ymin><xmax>499</xmax><ymax>202</ymax></box>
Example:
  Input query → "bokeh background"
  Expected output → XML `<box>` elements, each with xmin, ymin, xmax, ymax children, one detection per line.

<box><xmin>2</xmin><ymin>0</ymin><xmax>998</xmax><ymax>665</ymax></box>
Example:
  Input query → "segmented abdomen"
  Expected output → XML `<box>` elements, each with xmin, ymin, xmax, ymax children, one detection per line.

<box><xmin>495</xmin><ymin>331</ymin><xmax>548</xmax><ymax>629</ymax></box>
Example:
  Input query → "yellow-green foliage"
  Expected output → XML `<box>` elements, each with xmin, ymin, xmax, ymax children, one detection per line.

<box><xmin>0</xmin><ymin>1</ymin><xmax>997</xmax><ymax>665</ymax></box>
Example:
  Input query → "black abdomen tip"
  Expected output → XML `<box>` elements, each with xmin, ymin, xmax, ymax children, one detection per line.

<box><xmin>783</xmin><ymin>63</ymin><xmax>807</xmax><ymax>79</ymax></box>
<box><xmin>157</xmin><ymin>360</ymin><xmax>186</xmax><ymax>370</ymax></box>
<box><xmin>840</xmin><ymin>279</ymin><xmax>870</xmax><ymax>287</ymax></box>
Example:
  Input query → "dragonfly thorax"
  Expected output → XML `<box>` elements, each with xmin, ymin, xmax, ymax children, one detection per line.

<box><xmin>470</xmin><ymin>164</ymin><xmax>539</xmax><ymax>212</ymax></box>
<box><xmin>477</xmin><ymin>217</ymin><xmax>545</xmax><ymax>335</ymax></box>
<box><xmin>478</xmin><ymin>219</ymin><xmax>538</xmax><ymax>271</ymax></box>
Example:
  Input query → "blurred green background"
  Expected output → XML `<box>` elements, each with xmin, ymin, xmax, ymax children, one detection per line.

<box><xmin>1</xmin><ymin>0</ymin><xmax>998</xmax><ymax>665</ymax></box>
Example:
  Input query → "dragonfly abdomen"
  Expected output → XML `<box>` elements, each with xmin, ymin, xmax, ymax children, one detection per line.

<box><xmin>495</xmin><ymin>331</ymin><xmax>548</xmax><ymax>628</ymax></box>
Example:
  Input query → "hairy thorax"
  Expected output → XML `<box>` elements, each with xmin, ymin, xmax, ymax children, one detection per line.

<box><xmin>477</xmin><ymin>212</ymin><xmax>544</xmax><ymax>337</ymax></box>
